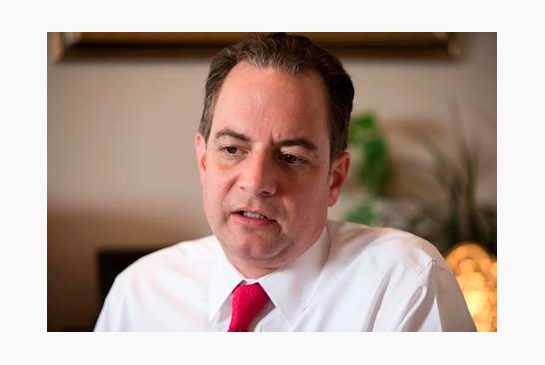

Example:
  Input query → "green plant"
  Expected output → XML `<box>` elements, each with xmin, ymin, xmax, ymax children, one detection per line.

<box><xmin>404</xmin><ymin>110</ymin><xmax>497</xmax><ymax>255</ymax></box>
<box><xmin>346</xmin><ymin>112</ymin><xmax>393</xmax><ymax>225</ymax></box>
<box><xmin>344</xmin><ymin>109</ymin><xmax>496</xmax><ymax>256</ymax></box>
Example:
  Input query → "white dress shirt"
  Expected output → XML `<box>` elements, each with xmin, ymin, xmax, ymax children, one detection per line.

<box><xmin>94</xmin><ymin>220</ymin><xmax>476</xmax><ymax>331</ymax></box>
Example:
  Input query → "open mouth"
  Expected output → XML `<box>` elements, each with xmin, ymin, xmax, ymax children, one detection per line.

<box><xmin>235</xmin><ymin>210</ymin><xmax>271</xmax><ymax>220</ymax></box>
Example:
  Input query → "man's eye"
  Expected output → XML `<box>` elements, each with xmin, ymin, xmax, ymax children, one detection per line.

<box><xmin>223</xmin><ymin>146</ymin><xmax>239</xmax><ymax>155</ymax></box>
<box><xmin>279</xmin><ymin>153</ymin><xmax>306</xmax><ymax>165</ymax></box>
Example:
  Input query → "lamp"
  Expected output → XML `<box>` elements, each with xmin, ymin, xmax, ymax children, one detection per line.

<box><xmin>446</xmin><ymin>242</ymin><xmax>497</xmax><ymax>331</ymax></box>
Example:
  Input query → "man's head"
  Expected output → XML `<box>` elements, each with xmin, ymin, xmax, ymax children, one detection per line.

<box><xmin>199</xmin><ymin>33</ymin><xmax>354</xmax><ymax>164</ymax></box>
<box><xmin>195</xmin><ymin>33</ymin><xmax>354</xmax><ymax>278</ymax></box>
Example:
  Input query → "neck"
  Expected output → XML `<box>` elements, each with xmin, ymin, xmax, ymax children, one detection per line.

<box><xmin>229</xmin><ymin>258</ymin><xmax>277</xmax><ymax>279</ymax></box>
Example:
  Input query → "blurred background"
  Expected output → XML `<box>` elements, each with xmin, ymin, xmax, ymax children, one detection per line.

<box><xmin>47</xmin><ymin>32</ymin><xmax>496</xmax><ymax>331</ymax></box>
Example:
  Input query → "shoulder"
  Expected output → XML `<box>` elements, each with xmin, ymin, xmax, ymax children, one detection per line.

<box><xmin>322</xmin><ymin>220</ymin><xmax>474</xmax><ymax>331</ymax></box>
<box><xmin>115</xmin><ymin>235</ymin><xmax>220</xmax><ymax>286</ymax></box>
<box><xmin>326</xmin><ymin>220</ymin><xmax>448</xmax><ymax>275</ymax></box>
<box><xmin>95</xmin><ymin>235</ymin><xmax>219</xmax><ymax>331</ymax></box>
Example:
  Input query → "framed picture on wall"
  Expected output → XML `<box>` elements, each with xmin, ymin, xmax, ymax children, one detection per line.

<box><xmin>52</xmin><ymin>32</ymin><xmax>460</xmax><ymax>61</ymax></box>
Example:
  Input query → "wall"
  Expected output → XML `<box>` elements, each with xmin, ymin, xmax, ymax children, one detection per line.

<box><xmin>47</xmin><ymin>32</ymin><xmax>496</xmax><ymax>331</ymax></box>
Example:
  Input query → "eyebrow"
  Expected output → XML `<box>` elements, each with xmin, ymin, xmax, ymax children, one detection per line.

<box><xmin>214</xmin><ymin>128</ymin><xmax>318</xmax><ymax>152</ymax></box>
<box><xmin>277</xmin><ymin>138</ymin><xmax>317</xmax><ymax>152</ymax></box>
<box><xmin>214</xmin><ymin>128</ymin><xmax>251</xmax><ymax>142</ymax></box>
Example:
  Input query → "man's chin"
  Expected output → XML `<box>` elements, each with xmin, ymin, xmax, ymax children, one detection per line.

<box><xmin>213</xmin><ymin>221</ymin><xmax>287</xmax><ymax>256</ymax></box>
<box><xmin>221</xmin><ymin>233</ymin><xmax>284</xmax><ymax>258</ymax></box>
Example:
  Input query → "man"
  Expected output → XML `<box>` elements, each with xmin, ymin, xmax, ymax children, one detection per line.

<box><xmin>95</xmin><ymin>33</ymin><xmax>476</xmax><ymax>331</ymax></box>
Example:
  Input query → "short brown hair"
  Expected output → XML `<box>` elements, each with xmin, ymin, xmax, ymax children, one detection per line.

<box><xmin>199</xmin><ymin>32</ymin><xmax>354</xmax><ymax>161</ymax></box>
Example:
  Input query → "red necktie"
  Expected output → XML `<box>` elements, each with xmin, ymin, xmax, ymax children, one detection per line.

<box><xmin>227</xmin><ymin>283</ymin><xmax>270</xmax><ymax>332</ymax></box>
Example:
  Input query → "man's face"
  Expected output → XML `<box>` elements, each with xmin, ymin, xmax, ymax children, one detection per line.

<box><xmin>195</xmin><ymin>61</ymin><xmax>349</xmax><ymax>278</ymax></box>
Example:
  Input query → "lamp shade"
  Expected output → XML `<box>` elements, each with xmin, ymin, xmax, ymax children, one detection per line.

<box><xmin>446</xmin><ymin>242</ymin><xmax>497</xmax><ymax>332</ymax></box>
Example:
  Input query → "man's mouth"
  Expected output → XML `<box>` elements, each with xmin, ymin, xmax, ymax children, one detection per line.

<box><xmin>234</xmin><ymin>210</ymin><xmax>273</xmax><ymax>221</ymax></box>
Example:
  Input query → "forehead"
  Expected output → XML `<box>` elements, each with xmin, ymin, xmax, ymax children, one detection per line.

<box><xmin>211</xmin><ymin>61</ymin><xmax>330</xmax><ymax>142</ymax></box>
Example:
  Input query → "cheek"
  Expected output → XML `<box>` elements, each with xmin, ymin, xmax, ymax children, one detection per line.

<box><xmin>281</xmin><ymin>184</ymin><xmax>329</xmax><ymax>246</ymax></box>
<box><xmin>285</xmin><ymin>177</ymin><xmax>330</xmax><ymax>218</ymax></box>
<box><xmin>202</xmin><ymin>167</ymin><xmax>235</xmax><ymax>208</ymax></box>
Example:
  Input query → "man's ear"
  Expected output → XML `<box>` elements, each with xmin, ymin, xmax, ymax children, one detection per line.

<box><xmin>194</xmin><ymin>133</ymin><xmax>207</xmax><ymax>180</ymax></box>
<box><xmin>328</xmin><ymin>151</ymin><xmax>350</xmax><ymax>207</ymax></box>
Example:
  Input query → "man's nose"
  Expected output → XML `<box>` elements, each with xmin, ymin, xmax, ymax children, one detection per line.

<box><xmin>237</xmin><ymin>152</ymin><xmax>277</xmax><ymax>197</ymax></box>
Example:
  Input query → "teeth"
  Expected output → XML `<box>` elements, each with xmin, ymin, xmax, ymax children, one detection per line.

<box><xmin>242</xmin><ymin>211</ymin><xmax>266</xmax><ymax>219</ymax></box>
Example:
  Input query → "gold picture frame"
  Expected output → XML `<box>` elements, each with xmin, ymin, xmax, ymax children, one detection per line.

<box><xmin>54</xmin><ymin>32</ymin><xmax>460</xmax><ymax>61</ymax></box>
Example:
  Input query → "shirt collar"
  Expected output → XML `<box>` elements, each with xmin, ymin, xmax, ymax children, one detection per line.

<box><xmin>208</xmin><ymin>238</ymin><xmax>245</xmax><ymax>322</ymax></box>
<box><xmin>208</xmin><ymin>226</ymin><xmax>330</xmax><ymax>326</ymax></box>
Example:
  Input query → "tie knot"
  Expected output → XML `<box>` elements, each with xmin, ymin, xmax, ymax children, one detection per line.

<box><xmin>228</xmin><ymin>283</ymin><xmax>270</xmax><ymax>332</ymax></box>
